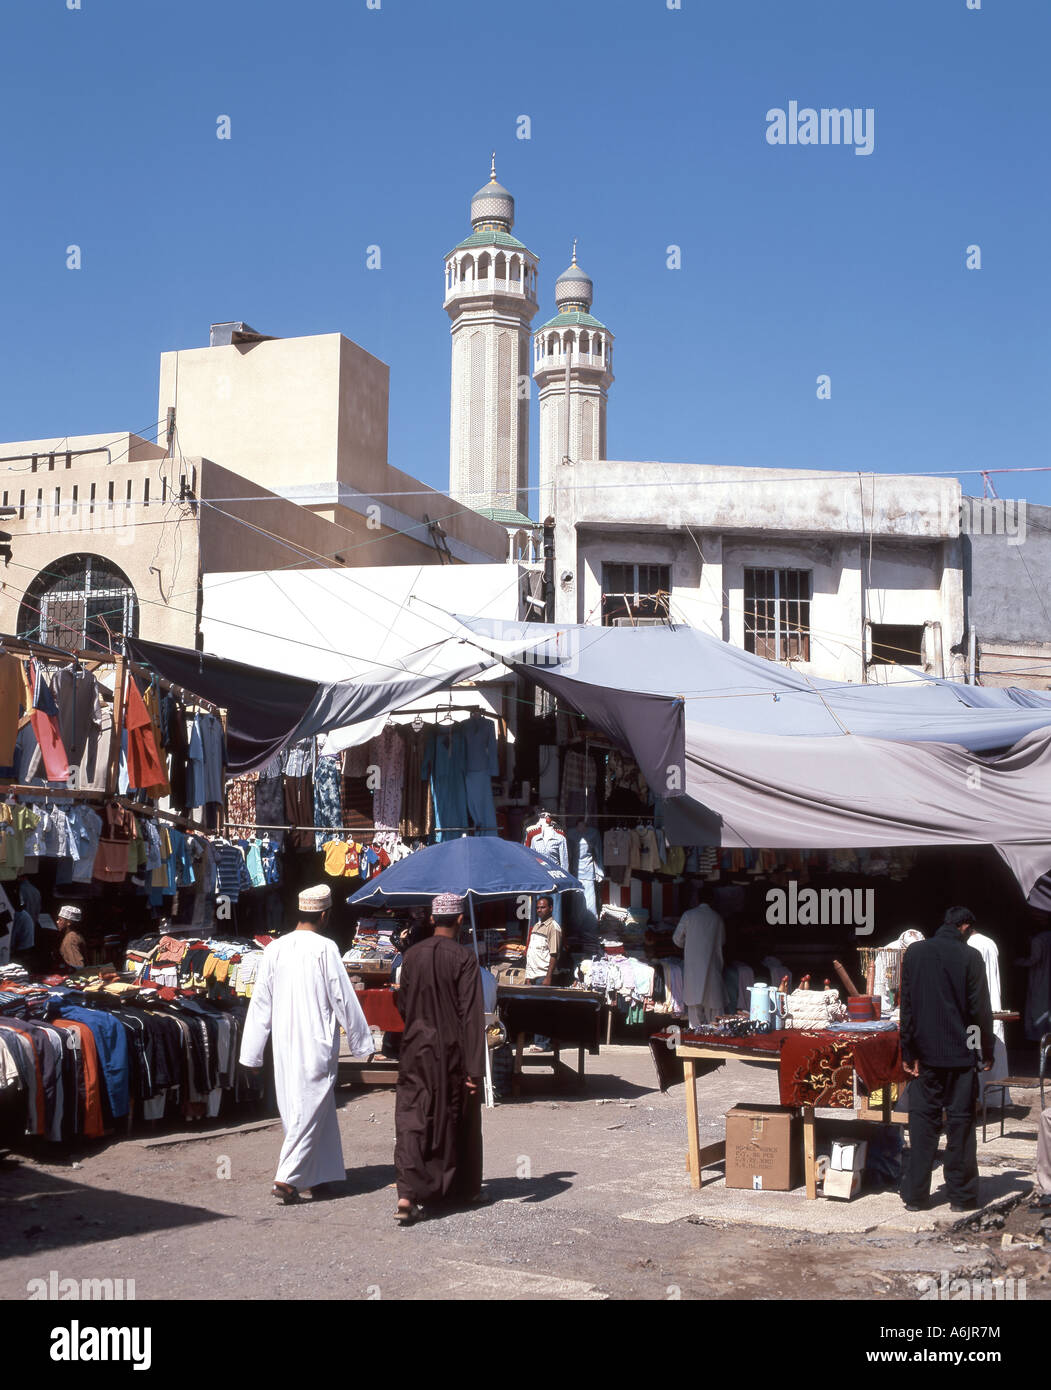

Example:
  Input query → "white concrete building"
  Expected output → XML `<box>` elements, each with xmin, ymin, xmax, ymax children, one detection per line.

<box><xmin>445</xmin><ymin>159</ymin><xmax>538</xmax><ymax>523</ymax></box>
<box><xmin>533</xmin><ymin>245</ymin><xmax>614</xmax><ymax>524</ymax></box>
<box><xmin>553</xmin><ymin>459</ymin><xmax>967</xmax><ymax>684</ymax></box>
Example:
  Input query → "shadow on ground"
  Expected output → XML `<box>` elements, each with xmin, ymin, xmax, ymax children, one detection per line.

<box><xmin>0</xmin><ymin>1160</ymin><xmax>228</xmax><ymax>1256</ymax></box>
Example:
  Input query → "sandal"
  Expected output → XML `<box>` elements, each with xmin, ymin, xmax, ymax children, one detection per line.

<box><xmin>272</xmin><ymin>1182</ymin><xmax>300</xmax><ymax>1205</ymax></box>
<box><xmin>395</xmin><ymin>1201</ymin><xmax>424</xmax><ymax>1226</ymax></box>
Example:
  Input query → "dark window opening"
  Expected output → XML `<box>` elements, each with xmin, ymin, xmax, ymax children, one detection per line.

<box><xmin>744</xmin><ymin>567</ymin><xmax>811</xmax><ymax>662</ymax></box>
<box><xmin>601</xmin><ymin>563</ymin><xmax>671</xmax><ymax>625</ymax></box>
<box><xmin>870</xmin><ymin>623</ymin><xmax>924</xmax><ymax>666</ymax></box>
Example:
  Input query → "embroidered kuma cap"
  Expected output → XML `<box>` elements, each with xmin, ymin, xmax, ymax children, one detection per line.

<box><xmin>432</xmin><ymin>893</ymin><xmax>465</xmax><ymax>917</ymax></box>
<box><xmin>57</xmin><ymin>905</ymin><xmax>82</xmax><ymax>923</ymax></box>
<box><xmin>298</xmin><ymin>885</ymin><xmax>333</xmax><ymax>913</ymax></box>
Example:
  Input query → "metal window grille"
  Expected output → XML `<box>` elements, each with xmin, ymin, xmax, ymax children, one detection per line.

<box><xmin>601</xmin><ymin>563</ymin><xmax>671</xmax><ymax>625</ymax></box>
<box><xmin>744</xmin><ymin>568</ymin><xmax>811</xmax><ymax>661</ymax></box>
<box><xmin>19</xmin><ymin>555</ymin><xmax>139</xmax><ymax>654</ymax></box>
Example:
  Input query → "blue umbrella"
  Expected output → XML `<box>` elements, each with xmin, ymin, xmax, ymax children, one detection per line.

<box><xmin>345</xmin><ymin>835</ymin><xmax>584</xmax><ymax>907</ymax></box>
<box><xmin>346</xmin><ymin>836</ymin><xmax>583</xmax><ymax>1110</ymax></box>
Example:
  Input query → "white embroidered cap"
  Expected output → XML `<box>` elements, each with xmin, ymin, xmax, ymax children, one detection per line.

<box><xmin>298</xmin><ymin>884</ymin><xmax>332</xmax><ymax>913</ymax></box>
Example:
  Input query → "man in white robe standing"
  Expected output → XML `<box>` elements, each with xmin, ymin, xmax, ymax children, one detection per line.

<box><xmin>673</xmin><ymin>891</ymin><xmax>727</xmax><ymax>1031</ymax></box>
<box><xmin>239</xmin><ymin>884</ymin><xmax>374</xmax><ymax>1203</ymax></box>
<box><xmin>965</xmin><ymin>920</ymin><xmax>1011</xmax><ymax>1105</ymax></box>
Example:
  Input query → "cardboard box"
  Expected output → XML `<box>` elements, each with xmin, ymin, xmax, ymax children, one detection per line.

<box><xmin>823</xmin><ymin>1167</ymin><xmax>863</xmax><ymax>1200</ymax></box>
<box><xmin>724</xmin><ymin>1104</ymin><xmax>802</xmax><ymax>1191</ymax></box>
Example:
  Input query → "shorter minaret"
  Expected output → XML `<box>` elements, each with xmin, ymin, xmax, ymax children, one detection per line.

<box><xmin>532</xmin><ymin>242</ymin><xmax>614</xmax><ymax>522</ymax></box>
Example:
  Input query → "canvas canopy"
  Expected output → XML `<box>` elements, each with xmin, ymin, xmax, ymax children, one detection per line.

<box><xmin>449</xmin><ymin>617</ymin><xmax>1051</xmax><ymax>895</ymax></box>
<box><xmin>130</xmin><ymin>604</ymin><xmax>1051</xmax><ymax>894</ymax></box>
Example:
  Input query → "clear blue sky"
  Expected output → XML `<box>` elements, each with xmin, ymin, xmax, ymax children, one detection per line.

<box><xmin>1</xmin><ymin>0</ymin><xmax>1048</xmax><ymax>506</ymax></box>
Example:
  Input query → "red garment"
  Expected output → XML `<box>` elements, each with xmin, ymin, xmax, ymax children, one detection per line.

<box><xmin>124</xmin><ymin>676</ymin><xmax>168</xmax><ymax>795</ymax></box>
<box><xmin>28</xmin><ymin>661</ymin><xmax>70</xmax><ymax>782</ymax></box>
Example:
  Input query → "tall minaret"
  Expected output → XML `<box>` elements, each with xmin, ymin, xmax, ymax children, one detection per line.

<box><xmin>533</xmin><ymin>244</ymin><xmax>614</xmax><ymax>523</ymax></box>
<box><xmin>446</xmin><ymin>156</ymin><xmax>539</xmax><ymax>519</ymax></box>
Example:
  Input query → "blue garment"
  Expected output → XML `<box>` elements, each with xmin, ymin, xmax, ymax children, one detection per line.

<box><xmin>259</xmin><ymin>839</ymin><xmax>281</xmax><ymax>885</ymax></box>
<box><xmin>313</xmin><ymin>755</ymin><xmax>343</xmax><ymax>850</ymax></box>
<box><xmin>215</xmin><ymin>843</ymin><xmax>251</xmax><ymax>902</ymax></box>
<box><xmin>238</xmin><ymin>838</ymin><xmax>266</xmax><ymax>888</ymax></box>
<box><xmin>461</xmin><ymin>715</ymin><xmax>498</xmax><ymax>775</ymax></box>
<box><xmin>422</xmin><ymin>726</ymin><xmax>468</xmax><ymax>843</ymax></box>
<box><xmin>55</xmin><ymin>1005</ymin><xmax>130</xmax><ymax>1119</ymax></box>
<box><xmin>188</xmin><ymin>714</ymin><xmax>226</xmax><ymax>807</ymax></box>
<box><xmin>567</xmin><ymin>826</ymin><xmax>603</xmax><ymax>882</ymax></box>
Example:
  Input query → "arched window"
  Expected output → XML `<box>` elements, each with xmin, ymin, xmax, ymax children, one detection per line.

<box><xmin>461</xmin><ymin>255</ymin><xmax>475</xmax><ymax>282</ymax></box>
<box><xmin>18</xmin><ymin>553</ymin><xmax>139</xmax><ymax>654</ymax></box>
<box><xmin>477</xmin><ymin>253</ymin><xmax>491</xmax><ymax>280</ymax></box>
<box><xmin>579</xmin><ymin>331</ymin><xmax>590</xmax><ymax>355</ymax></box>
<box><xmin>494</xmin><ymin>252</ymin><xmax>506</xmax><ymax>281</ymax></box>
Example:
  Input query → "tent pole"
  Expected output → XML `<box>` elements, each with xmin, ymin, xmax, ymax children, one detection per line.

<box><xmin>468</xmin><ymin>895</ymin><xmax>496</xmax><ymax>1110</ymax></box>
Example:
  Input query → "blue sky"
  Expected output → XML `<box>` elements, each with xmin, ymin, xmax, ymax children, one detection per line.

<box><xmin>1</xmin><ymin>0</ymin><xmax>1048</xmax><ymax>506</ymax></box>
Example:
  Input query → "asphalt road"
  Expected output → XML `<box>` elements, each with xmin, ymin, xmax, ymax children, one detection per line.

<box><xmin>2</xmin><ymin>1046</ymin><xmax>1048</xmax><ymax>1301</ymax></box>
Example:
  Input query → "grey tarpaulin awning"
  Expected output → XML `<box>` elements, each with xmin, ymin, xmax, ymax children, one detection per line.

<box><xmin>127</xmin><ymin>637</ymin><xmax>490</xmax><ymax>773</ymax></box>
<box><xmin>450</xmin><ymin>617</ymin><xmax>1051</xmax><ymax>894</ymax></box>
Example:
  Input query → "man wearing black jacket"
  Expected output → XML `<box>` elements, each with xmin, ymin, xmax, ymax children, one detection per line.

<box><xmin>899</xmin><ymin>906</ymin><xmax>996</xmax><ymax>1212</ymax></box>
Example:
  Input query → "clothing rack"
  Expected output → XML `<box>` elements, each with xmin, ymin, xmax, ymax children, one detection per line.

<box><xmin>390</xmin><ymin>705</ymin><xmax>501</xmax><ymax>721</ymax></box>
<box><xmin>123</xmin><ymin>656</ymin><xmax>224</xmax><ymax>718</ymax></box>
<box><xmin>0</xmin><ymin>784</ymin><xmax>207</xmax><ymax>835</ymax></box>
<box><xmin>223</xmin><ymin>821</ymin><xmax>500</xmax><ymax>834</ymax></box>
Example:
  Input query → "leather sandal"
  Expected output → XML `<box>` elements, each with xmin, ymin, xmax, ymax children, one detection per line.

<box><xmin>272</xmin><ymin>1182</ymin><xmax>300</xmax><ymax>1205</ymax></box>
<box><xmin>395</xmin><ymin>1201</ymin><xmax>424</xmax><ymax>1225</ymax></box>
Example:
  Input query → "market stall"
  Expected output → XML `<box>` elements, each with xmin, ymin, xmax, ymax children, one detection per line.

<box><xmin>346</xmin><ymin>835</ymin><xmax>587</xmax><ymax>1104</ymax></box>
<box><xmin>651</xmin><ymin>1023</ymin><xmax>907</xmax><ymax>1199</ymax></box>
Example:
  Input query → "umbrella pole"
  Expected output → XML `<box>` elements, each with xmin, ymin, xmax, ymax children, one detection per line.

<box><xmin>468</xmin><ymin>895</ymin><xmax>496</xmax><ymax>1110</ymax></box>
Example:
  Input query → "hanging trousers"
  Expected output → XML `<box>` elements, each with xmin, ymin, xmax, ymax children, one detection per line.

<box><xmin>901</xmin><ymin>1064</ymin><xmax>979</xmax><ymax>1206</ymax></box>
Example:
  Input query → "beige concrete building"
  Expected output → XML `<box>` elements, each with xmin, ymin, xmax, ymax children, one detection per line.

<box><xmin>0</xmin><ymin>321</ymin><xmax>511</xmax><ymax>655</ymax></box>
<box><xmin>158</xmin><ymin>322</ymin><xmax>508</xmax><ymax>566</ymax></box>
<box><xmin>0</xmin><ymin>434</ymin><xmax>378</xmax><ymax>651</ymax></box>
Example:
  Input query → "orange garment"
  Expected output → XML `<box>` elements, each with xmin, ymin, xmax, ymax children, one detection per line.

<box><xmin>52</xmin><ymin>1019</ymin><xmax>106</xmax><ymax>1138</ymax></box>
<box><xmin>124</xmin><ymin>675</ymin><xmax>169</xmax><ymax>795</ymax></box>
<box><xmin>0</xmin><ymin>653</ymin><xmax>22</xmax><ymax>769</ymax></box>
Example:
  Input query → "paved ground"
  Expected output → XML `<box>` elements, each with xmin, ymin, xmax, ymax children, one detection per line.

<box><xmin>2</xmin><ymin>1046</ymin><xmax>1048</xmax><ymax>1301</ymax></box>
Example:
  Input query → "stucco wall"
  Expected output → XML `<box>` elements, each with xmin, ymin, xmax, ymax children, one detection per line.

<box><xmin>556</xmin><ymin>460</ymin><xmax>965</xmax><ymax>683</ymax></box>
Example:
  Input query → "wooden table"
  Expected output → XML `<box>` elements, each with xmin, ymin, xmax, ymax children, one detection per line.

<box><xmin>676</xmin><ymin>1036</ymin><xmax>907</xmax><ymax>1199</ymax></box>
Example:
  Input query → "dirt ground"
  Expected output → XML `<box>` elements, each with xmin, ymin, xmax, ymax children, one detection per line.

<box><xmin>1</xmin><ymin>1046</ymin><xmax>1048</xmax><ymax>1302</ymax></box>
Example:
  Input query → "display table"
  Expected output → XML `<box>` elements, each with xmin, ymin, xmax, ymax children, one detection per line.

<box><xmin>653</xmin><ymin>1028</ymin><xmax>907</xmax><ymax>1199</ymax></box>
<box><xmin>497</xmin><ymin>984</ymin><xmax>605</xmax><ymax>1095</ymax></box>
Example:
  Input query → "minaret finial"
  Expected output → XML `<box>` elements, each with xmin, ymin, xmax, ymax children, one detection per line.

<box><xmin>490</xmin><ymin>151</ymin><xmax>497</xmax><ymax>181</ymax></box>
<box><xmin>571</xmin><ymin>238</ymin><xmax>578</xmax><ymax>266</ymax></box>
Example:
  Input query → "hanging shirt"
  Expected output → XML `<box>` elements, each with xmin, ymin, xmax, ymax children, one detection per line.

<box><xmin>29</xmin><ymin>663</ymin><xmax>70</xmax><ymax>782</ymax></box>
<box><xmin>568</xmin><ymin>825</ymin><xmax>604</xmax><ymax>883</ymax></box>
<box><xmin>0</xmin><ymin>653</ymin><xmax>23</xmax><ymax>776</ymax></box>
<box><xmin>124</xmin><ymin>676</ymin><xmax>168</xmax><ymax>796</ymax></box>
<box><xmin>188</xmin><ymin>713</ymin><xmax>226</xmax><ymax>807</ymax></box>
<box><xmin>531</xmin><ymin>820</ymin><xmax>568</xmax><ymax>870</ymax></box>
<box><xmin>461</xmin><ymin>715</ymin><xmax>499</xmax><ymax>775</ymax></box>
<box><xmin>67</xmin><ymin>806</ymin><xmax>103</xmax><ymax>885</ymax></box>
